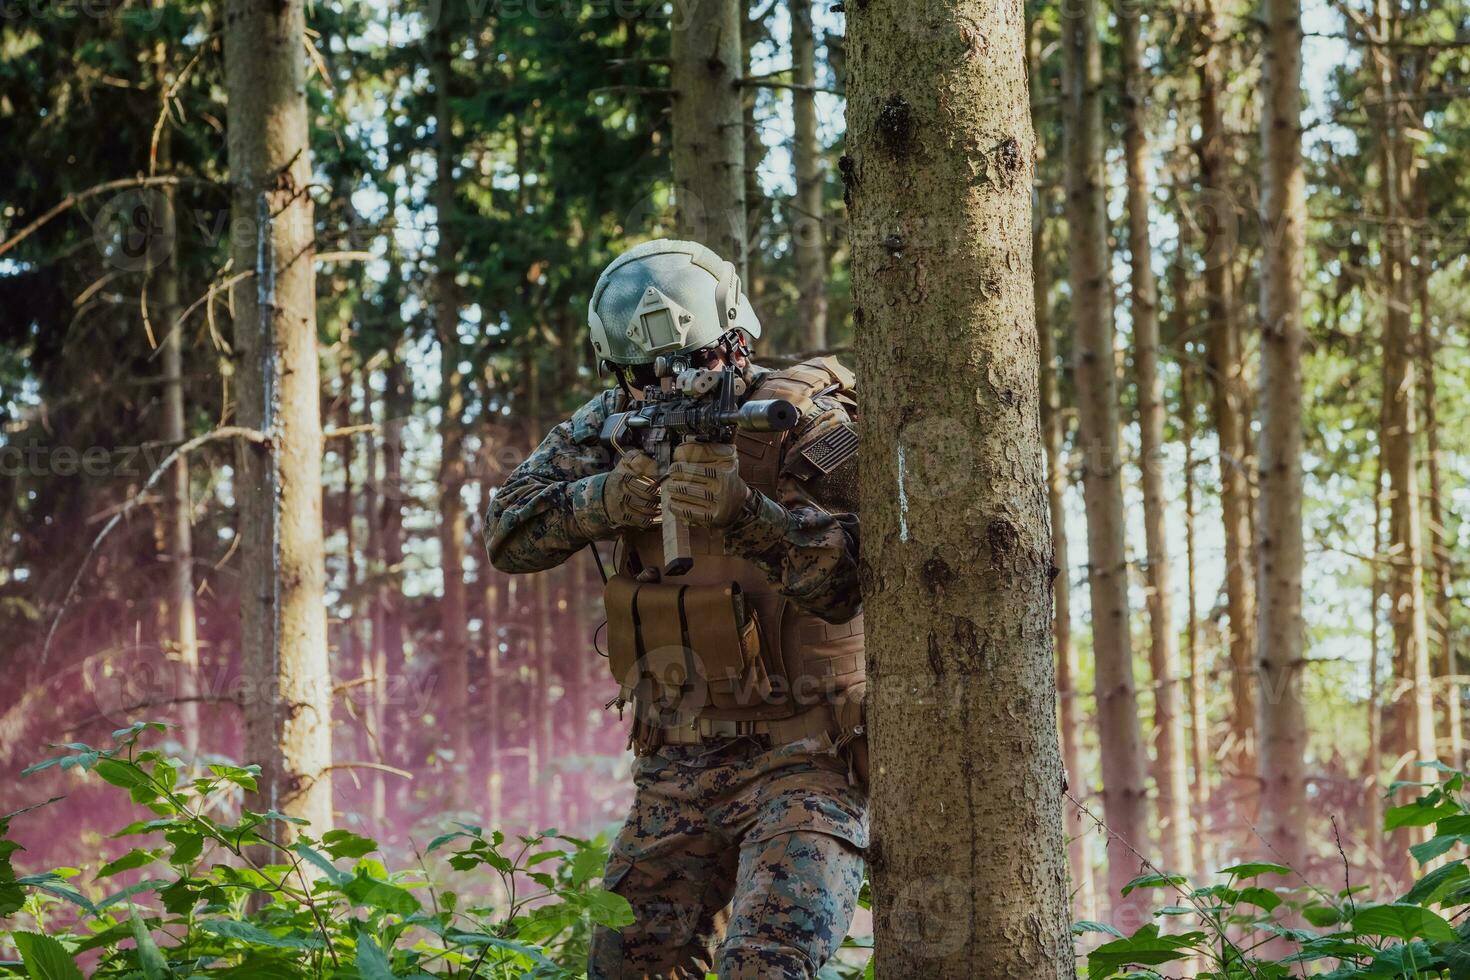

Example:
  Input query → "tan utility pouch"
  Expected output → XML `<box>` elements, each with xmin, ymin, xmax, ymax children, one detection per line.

<box><xmin>604</xmin><ymin>573</ymin><xmax>769</xmax><ymax>713</ymax></box>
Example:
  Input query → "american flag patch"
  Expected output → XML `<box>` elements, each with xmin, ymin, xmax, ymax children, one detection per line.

<box><xmin>800</xmin><ymin>423</ymin><xmax>859</xmax><ymax>475</ymax></box>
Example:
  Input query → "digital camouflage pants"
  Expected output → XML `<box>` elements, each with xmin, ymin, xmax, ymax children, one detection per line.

<box><xmin>589</xmin><ymin>734</ymin><xmax>868</xmax><ymax>979</ymax></box>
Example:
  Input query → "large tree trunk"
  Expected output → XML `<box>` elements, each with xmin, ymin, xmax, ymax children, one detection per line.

<box><xmin>224</xmin><ymin>0</ymin><xmax>332</xmax><ymax>832</ymax></box>
<box><xmin>846</xmin><ymin>2</ymin><xmax>1075</xmax><ymax>972</ymax></box>
<box><xmin>792</xmin><ymin>0</ymin><xmax>828</xmax><ymax>350</ymax></box>
<box><xmin>1064</xmin><ymin>0</ymin><xmax>1149</xmax><ymax>923</ymax></box>
<box><xmin>671</xmin><ymin>0</ymin><xmax>746</xmax><ymax>269</ymax></box>
<box><xmin>742</xmin><ymin>9</ymin><xmax>766</xmax><ymax>308</ymax></box>
<box><xmin>1197</xmin><ymin>0</ymin><xmax>1258</xmax><ymax>782</ymax></box>
<box><xmin>1255</xmin><ymin>0</ymin><xmax>1309</xmax><ymax>872</ymax></box>
<box><xmin>1030</xmin><ymin>12</ymin><xmax>1093</xmax><ymax>920</ymax></box>
<box><xmin>432</xmin><ymin>18</ymin><xmax>471</xmax><ymax>802</ymax></box>
<box><xmin>1118</xmin><ymin>0</ymin><xmax>1190</xmax><ymax>877</ymax></box>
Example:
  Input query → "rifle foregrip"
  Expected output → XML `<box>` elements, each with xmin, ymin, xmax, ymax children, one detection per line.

<box><xmin>660</xmin><ymin>488</ymin><xmax>694</xmax><ymax>577</ymax></box>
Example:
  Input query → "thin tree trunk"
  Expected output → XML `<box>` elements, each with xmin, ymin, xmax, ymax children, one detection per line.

<box><xmin>1171</xmin><ymin>179</ymin><xmax>1213</xmax><ymax>876</ymax></box>
<box><xmin>1197</xmin><ymin>0</ymin><xmax>1258</xmax><ymax>783</ymax></box>
<box><xmin>846</xmin><ymin>2</ymin><xmax>1075</xmax><ymax>972</ymax></box>
<box><xmin>432</xmin><ymin>18</ymin><xmax>471</xmax><ymax>802</ymax></box>
<box><xmin>1416</xmin><ymin>180</ymin><xmax>1459</xmax><ymax>770</ymax></box>
<box><xmin>152</xmin><ymin>31</ymin><xmax>200</xmax><ymax>757</ymax></box>
<box><xmin>671</xmin><ymin>0</ymin><xmax>747</xmax><ymax>270</ymax></box>
<box><xmin>380</xmin><ymin>353</ymin><xmax>411</xmax><ymax>812</ymax></box>
<box><xmin>1255</xmin><ymin>0</ymin><xmax>1309</xmax><ymax>873</ymax></box>
<box><xmin>1030</xmin><ymin>11</ymin><xmax>1094</xmax><ymax>921</ymax></box>
<box><xmin>742</xmin><ymin>9</ymin><xmax>766</xmax><ymax>307</ymax></box>
<box><xmin>363</xmin><ymin>382</ymin><xmax>387</xmax><ymax>828</ymax></box>
<box><xmin>1375</xmin><ymin>0</ymin><xmax>1435</xmax><ymax>778</ymax></box>
<box><xmin>1368</xmin><ymin>453</ymin><xmax>1386</xmax><ymax>873</ymax></box>
<box><xmin>1181</xmin><ymin>353</ymin><xmax>1211</xmax><ymax>877</ymax></box>
<box><xmin>1118</xmin><ymin>0</ymin><xmax>1190</xmax><ymax>877</ymax></box>
<box><xmin>1064</xmin><ymin>0</ymin><xmax>1150</xmax><ymax>925</ymax></box>
<box><xmin>792</xmin><ymin>0</ymin><xmax>828</xmax><ymax>350</ymax></box>
<box><xmin>224</xmin><ymin>0</ymin><xmax>332</xmax><ymax>832</ymax></box>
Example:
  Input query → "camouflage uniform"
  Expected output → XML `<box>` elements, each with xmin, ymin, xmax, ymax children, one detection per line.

<box><xmin>486</xmin><ymin>363</ymin><xmax>866</xmax><ymax>980</ymax></box>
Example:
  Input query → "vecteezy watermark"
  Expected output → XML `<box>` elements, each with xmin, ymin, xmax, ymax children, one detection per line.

<box><xmin>93</xmin><ymin>187</ymin><xmax>176</xmax><ymax>273</ymax></box>
<box><xmin>0</xmin><ymin>0</ymin><xmax>165</xmax><ymax>27</ymax></box>
<box><xmin>0</xmin><ymin>440</ymin><xmax>178</xmax><ymax>478</ymax></box>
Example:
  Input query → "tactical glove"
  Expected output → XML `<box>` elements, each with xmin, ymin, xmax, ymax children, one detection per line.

<box><xmin>665</xmin><ymin>442</ymin><xmax>750</xmax><ymax>529</ymax></box>
<box><xmin>573</xmin><ymin>450</ymin><xmax>662</xmax><ymax>536</ymax></box>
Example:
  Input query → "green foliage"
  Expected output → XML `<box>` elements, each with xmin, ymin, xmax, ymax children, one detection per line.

<box><xmin>0</xmin><ymin>725</ymin><xmax>636</xmax><ymax>978</ymax></box>
<box><xmin>1084</xmin><ymin>766</ymin><xmax>1470</xmax><ymax>978</ymax></box>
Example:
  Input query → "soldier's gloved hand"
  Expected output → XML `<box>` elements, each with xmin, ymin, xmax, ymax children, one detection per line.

<box><xmin>665</xmin><ymin>442</ymin><xmax>750</xmax><ymax>529</ymax></box>
<box><xmin>601</xmin><ymin>450</ymin><xmax>663</xmax><ymax>530</ymax></box>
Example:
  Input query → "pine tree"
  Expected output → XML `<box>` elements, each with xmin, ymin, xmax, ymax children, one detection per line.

<box><xmin>847</xmin><ymin>1</ymin><xmax>1075</xmax><ymax>971</ymax></box>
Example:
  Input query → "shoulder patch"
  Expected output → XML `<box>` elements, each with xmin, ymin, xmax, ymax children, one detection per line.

<box><xmin>798</xmin><ymin>422</ymin><xmax>859</xmax><ymax>476</ymax></box>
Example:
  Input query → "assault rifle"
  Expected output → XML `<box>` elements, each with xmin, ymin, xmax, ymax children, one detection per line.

<box><xmin>599</xmin><ymin>362</ymin><xmax>798</xmax><ymax>576</ymax></box>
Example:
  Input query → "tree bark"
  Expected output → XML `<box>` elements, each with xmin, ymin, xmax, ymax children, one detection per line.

<box><xmin>224</xmin><ymin>0</ymin><xmax>332</xmax><ymax>832</ymax></box>
<box><xmin>792</xmin><ymin>0</ymin><xmax>828</xmax><ymax>350</ymax></box>
<box><xmin>1368</xmin><ymin>453</ymin><xmax>1386</xmax><ymax>872</ymax></box>
<box><xmin>1181</xmin><ymin>352</ymin><xmax>1211</xmax><ymax>877</ymax></box>
<box><xmin>1197</xmin><ymin>0</ymin><xmax>1258</xmax><ymax>779</ymax></box>
<box><xmin>1414</xmin><ymin>177</ymin><xmax>1459</xmax><ymax>770</ymax></box>
<box><xmin>1374</xmin><ymin>0</ymin><xmax>1435</xmax><ymax>778</ymax></box>
<box><xmin>432</xmin><ymin>16</ymin><xmax>471</xmax><ymax>802</ymax></box>
<box><xmin>1118</xmin><ymin>0</ymin><xmax>1190</xmax><ymax>877</ymax></box>
<box><xmin>1064</xmin><ymin>0</ymin><xmax>1150</xmax><ymax>924</ymax></box>
<box><xmin>1255</xmin><ymin>0</ymin><xmax>1309</xmax><ymax>873</ymax></box>
<box><xmin>152</xmin><ymin>35</ymin><xmax>201</xmax><ymax>757</ymax></box>
<box><xmin>379</xmin><ymin>352</ymin><xmax>411</xmax><ymax>811</ymax></box>
<box><xmin>671</xmin><ymin>0</ymin><xmax>747</xmax><ymax>270</ymax></box>
<box><xmin>846</xmin><ymin>2</ymin><xmax>1075</xmax><ymax>972</ymax></box>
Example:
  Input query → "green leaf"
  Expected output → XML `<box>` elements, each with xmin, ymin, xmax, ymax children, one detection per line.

<box><xmin>323</xmin><ymin>829</ymin><xmax>379</xmax><ymax>860</ymax></box>
<box><xmin>1411</xmin><ymin>834</ymin><xmax>1463</xmax><ymax>864</ymax></box>
<box><xmin>93</xmin><ymin>758</ymin><xmax>153</xmax><ymax>791</ymax></box>
<box><xmin>128</xmin><ymin>907</ymin><xmax>170</xmax><ymax>980</ymax></box>
<box><xmin>98</xmin><ymin>848</ymin><xmax>157</xmax><ymax>878</ymax></box>
<box><xmin>1072</xmin><ymin>920</ymin><xmax>1126</xmax><ymax>939</ymax></box>
<box><xmin>584</xmin><ymin>886</ymin><xmax>635</xmax><ymax>928</ymax></box>
<box><xmin>343</xmin><ymin>874</ymin><xmax>421</xmax><ymax>916</ymax></box>
<box><xmin>13</xmin><ymin>932</ymin><xmax>85</xmax><ymax>980</ymax></box>
<box><xmin>199</xmin><ymin>919</ymin><xmax>327</xmax><ymax>949</ymax></box>
<box><xmin>1217</xmin><ymin>862</ymin><xmax>1292</xmax><ymax>878</ymax></box>
<box><xmin>291</xmin><ymin>842</ymin><xmax>352</xmax><ymax>886</ymax></box>
<box><xmin>165</xmin><ymin>828</ymin><xmax>203</xmax><ymax>865</ymax></box>
<box><xmin>1120</xmin><ymin>872</ymin><xmax>1188</xmax><ymax>896</ymax></box>
<box><xmin>1351</xmin><ymin>902</ymin><xmax>1458</xmax><ymax>942</ymax></box>
<box><xmin>1235</xmin><ymin>886</ymin><xmax>1284</xmax><ymax>912</ymax></box>
<box><xmin>96</xmin><ymin>878</ymin><xmax>171</xmax><ymax>910</ymax></box>
<box><xmin>1402</xmin><ymin>860</ymin><xmax>1468</xmax><ymax>905</ymax></box>
<box><xmin>1385</xmin><ymin>799</ymin><xmax>1459</xmax><ymax>831</ymax></box>
<box><xmin>1301</xmin><ymin>904</ymin><xmax>1345</xmax><ymax>927</ymax></box>
<box><xmin>445</xmin><ymin>932</ymin><xmax>560</xmax><ymax>970</ymax></box>
<box><xmin>354</xmin><ymin>932</ymin><xmax>396</xmax><ymax>980</ymax></box>
<box><xmin>14</xmin><ymin>873</ymin><xmax>98</xmax><ymax>915</ymax></box>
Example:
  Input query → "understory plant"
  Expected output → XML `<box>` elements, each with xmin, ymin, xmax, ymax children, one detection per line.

<box><xmin>1084</xmin><ymin>762</ymin><xmax>1470</xmax><ymax>978</ymax></box>
<box><xmin>0</xmin><ymin>724</ymin><xmax>874</xmax><ymax>978</ymax></box>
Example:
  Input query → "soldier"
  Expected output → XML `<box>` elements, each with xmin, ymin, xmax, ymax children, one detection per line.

<box><xmin>485</xmin><ymin>239</ymin><xmax>867</xmax><ymax>979</ymax></box>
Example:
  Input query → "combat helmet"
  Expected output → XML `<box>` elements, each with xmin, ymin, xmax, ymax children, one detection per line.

<box><xmin>587</xmin><ymin>239</ymin><xmax>762</xmax><ymax>370</ymax></box>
